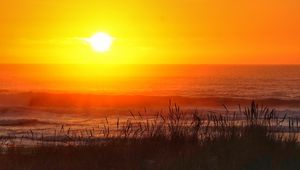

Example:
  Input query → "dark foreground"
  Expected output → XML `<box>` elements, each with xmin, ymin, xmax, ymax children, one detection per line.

<box><xmin>1</xmin><ymin>102</ymin><xmax>300</xmax><ymax>170</ymax></box>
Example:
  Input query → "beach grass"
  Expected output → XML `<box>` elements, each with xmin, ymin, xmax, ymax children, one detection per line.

<box><xmin>1</xmin><ymin>101</ymin><xmax>300</xmax><ymax>170</ymax></box>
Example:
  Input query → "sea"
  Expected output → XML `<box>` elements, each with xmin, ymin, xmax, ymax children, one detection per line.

<box><xmin>0</xmin><ymin>64</ymin><xmax>299</xmax><ymax>145</ymax></box>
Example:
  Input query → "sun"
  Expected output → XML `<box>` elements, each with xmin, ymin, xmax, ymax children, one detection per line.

<box><xmin>85</xmin><ymin>32</ymin><xmax>113</xmax><ymax>52</ymax></box>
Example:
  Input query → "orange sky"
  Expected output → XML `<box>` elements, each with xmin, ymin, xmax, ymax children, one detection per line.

<box><xmin>0</xmin><ymin>0</ymin><xmax>299</xmax><ymax>64</ymax></box>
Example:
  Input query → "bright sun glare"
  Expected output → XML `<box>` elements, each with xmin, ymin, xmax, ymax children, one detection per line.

<box><xmin>85</xmin><ymin>32</ymin><xmax>113</xmax><ymax>52</ymax></box>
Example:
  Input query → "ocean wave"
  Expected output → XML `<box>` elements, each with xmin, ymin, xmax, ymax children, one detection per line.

<box><xmin>28</xmin><ymin>92</ymin><xmax>300</xmax><ymax>108</ymax></box>
<box><xmin>0</xmin><ymin>119</ymin><xmax>56</xmax><ymax>126</ymax></box>
<box><xmin>1</xmin><ymin>91</ymin><xmax>300</xmax><ymax>108</ymax></box>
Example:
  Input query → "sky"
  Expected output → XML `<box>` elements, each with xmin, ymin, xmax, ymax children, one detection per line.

<box><xmin>0</xmin><ymin>0</ymin><xmax>299</xmax><ymax>64</ymax></box>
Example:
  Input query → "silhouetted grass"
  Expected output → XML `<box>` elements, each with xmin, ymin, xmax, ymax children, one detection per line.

<box><xmin>0</xmin><ymin>101</ymin><xmax>300</xmax><ymax>170</ymax></box>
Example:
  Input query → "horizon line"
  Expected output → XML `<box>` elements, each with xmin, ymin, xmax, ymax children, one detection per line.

<box><xmin>0</xmin><ymin>63</ymin><xmax>300</xmax><ymax>66</ymax></box>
